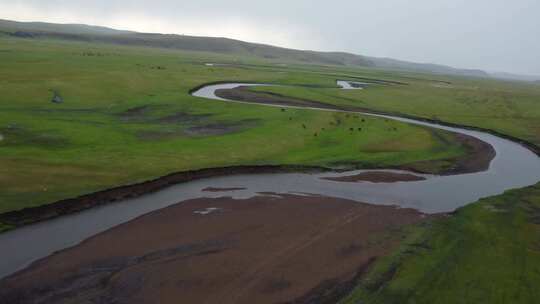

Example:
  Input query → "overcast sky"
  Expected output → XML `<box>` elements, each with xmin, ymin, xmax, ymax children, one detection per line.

<box><xmin>2</xmin><ymin>0</ymin><xmax>539</xmax><ymax>75</ymax></box>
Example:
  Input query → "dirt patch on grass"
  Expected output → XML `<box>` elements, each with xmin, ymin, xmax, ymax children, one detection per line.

<box><xmin>183</xmin><ymin>119</ymin><xmax>259</xmax><ymax>136</ymax></box>
<box><xmin>0</xmin><ymin>124</ymin><xmax>68</xmax><ymax>148</ymax></box>
<box><xmin>156</xmin><ymin>112</ymin><xmax>211</xmax><ymax>124</ymax></box>
<box><xmin>136</xmin><ymin>122</ymin><xmax>256</xmax><ymax>140</ymax></box>
<box><xmin>0</xmin><ymin>194</ymin><xmax>430</xmax><ymax>304</ymax></box>
<box><xmin>117</xmin><ymin>105</ymin><xmax>153</xmax><ymax>122</ymax></box>
<box><xmin>136</xmin><ymin>129</ymin><xmax>182</xmax><ymax>140</ymax></box>
<box><xmin>120</xmin><ymin>105</ymin><xmax>256</xmax><ymax>138</ymax></box>
<box><xmin>323</xmin><ymin>172</ymin><xmax>426</xmax><ymax>183</ymax></box>
<box><xmin>118</xmin><ymin>105</ymin><xmax>196</xmax><ymax>123</ymax></box>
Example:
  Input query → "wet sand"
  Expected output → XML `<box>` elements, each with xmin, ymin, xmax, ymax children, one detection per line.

<box><xmin>0</xmin><ymin>194</ymin><xmax>429</xmax><ymax>304</ymax></box>
<box><xmin>202</xmin><ymin>186</ymin><xmax>247</xmax><ymax>192</ymax></box>
<box><xmin>323</xmin><ymin>171</ymin><xmax>426</xmax><ymax>183</ymax></box>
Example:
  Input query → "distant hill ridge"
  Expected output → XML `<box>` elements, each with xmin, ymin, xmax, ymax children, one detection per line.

<box><xmin>0</xmin><ymin>19</ymin><xmax>489</xmax><ymax>77</ymax></box>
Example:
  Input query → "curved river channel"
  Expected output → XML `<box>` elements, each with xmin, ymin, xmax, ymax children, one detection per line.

<box><xmin>1</xmin><ymin>81</ymin><xmax>540</xmax><ymax>279</ymax></box>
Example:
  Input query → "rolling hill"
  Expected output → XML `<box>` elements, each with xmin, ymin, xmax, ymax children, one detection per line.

<box><xmin>0</xmin><ymin>19</ymin><xmax>489</xmax><ymax>77</ymax></box>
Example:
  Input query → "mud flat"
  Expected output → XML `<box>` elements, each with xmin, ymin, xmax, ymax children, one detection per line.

<box><xmin>0</xmin><ymin>194</ymin><xmax>429</xmax><ymax>304</ymax></box>
<box><xmin>201</xmin><ymin>186</ymin><xmax>247</xmax><ymax>192</ymax></box>
<box><xmin>323</xmin><ymin>171</ymin><xmax>426</xmax><ymax>183</ymax></box>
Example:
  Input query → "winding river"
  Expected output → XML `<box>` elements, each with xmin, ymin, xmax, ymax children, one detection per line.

<box><xmin>1</xmin><ymin>81</ymin><xmax>540</xmax><ymax>280</ymax></box>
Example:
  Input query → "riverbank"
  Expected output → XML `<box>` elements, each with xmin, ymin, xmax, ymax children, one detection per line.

<box><xmin>0</xmin><ymin>123</ymin><xmax>494</xmax><ymax>232</ymax></box>
<box><xmin>0</xmin><ymin>165</ymin><xmax>328</xmax><ymax>231</ymax></box>
<box><xmin>0</xmin><ymin>82</ymin><xmax>500</xmax><ymax>232</ymax></box>
<box><xmin>0</xmin><ymin>193</ymin><xmax>432</xmax><ymax>304</ymax></box>
<box><xmin>216</xmin><ymin>85</ymin><xmax>539</xmax><ymax>156</ymax></box>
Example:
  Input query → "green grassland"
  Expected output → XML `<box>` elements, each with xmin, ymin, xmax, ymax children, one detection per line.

<box><xmin>341</xmin><ymin>182</ymin><xmax>540</xmax><ymax>304</ymax></box>
<box><xmin>251</xmin><ymin>67</ymin><xmax>540</xmax><ymax>147</ymax></box>
<box><xmin>0</xmin><ymin>36</ymin><xmax>468</xmax><ymax>213</ymax></box>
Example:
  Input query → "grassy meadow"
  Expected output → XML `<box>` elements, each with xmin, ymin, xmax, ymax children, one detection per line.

<box><xmin>252</xmin><ymin>66</ymin><xmax>540</xmax><ymax>147</ymax></box>
<box><xmin>0</xmin><ymin>36</ymin><xmax>468</xmax><ymax>214</ymax></box>
<box><xmin>341</xmin><ymin>183</ymin><xmax>540</xmax><ymax>304</ymax></box>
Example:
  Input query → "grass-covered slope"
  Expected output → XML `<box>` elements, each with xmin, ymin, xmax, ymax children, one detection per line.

<box><xmin>0</xmin><ymin>37</ymin><xmax>468</xmax><ymax>215</ymax></box>
<box><xmin>341</xmin><ymin>182</ymin><xmax>540</xmax><ymax>304</ymax></box>
<box><xmin>0</xmin><ymin>19</ymin><xmax>373</xmax><ymax>67</ymax></box>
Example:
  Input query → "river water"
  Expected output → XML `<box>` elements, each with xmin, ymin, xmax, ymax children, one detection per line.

<box><xmin>1</xmin><ymin>81</ymin><xmax>539</xmax><ymax>279</ymax></box>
